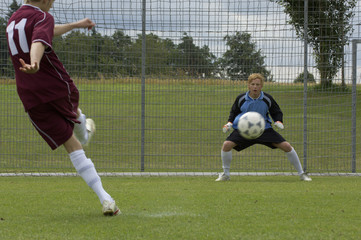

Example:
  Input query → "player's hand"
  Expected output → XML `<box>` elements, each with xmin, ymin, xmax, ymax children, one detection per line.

<box><xmin>222</xmin><ymin>122</ymin><xmax>233</xmax><ymax>133</ymax></box>
<box><xmin>75</xmin><ymin>18</ymin><xmax>95</xmax><ymax>30</ymax></box>
<box><xmin>19</xmin><ymin>58</ymin><xmax>39</xmax><ymax>74</ymax></box>
<box><xmin>274</xmin><ymin>121</ymin><xmax>284</xmax><ymax>130</ymax></box>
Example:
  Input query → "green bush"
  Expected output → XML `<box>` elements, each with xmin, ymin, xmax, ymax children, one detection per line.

<box><xmin>294</xmin><ymin>71</ymin><xmax>316</xmax><ymax>83</ymax></box>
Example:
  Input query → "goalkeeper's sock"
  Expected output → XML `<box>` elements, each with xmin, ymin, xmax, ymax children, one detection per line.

<box><xmin>73</xmin><ymin>108</ymin><xmax>88</xmax><ymax>145</ymax></box>
<box><xmin>221</xmin><ymin>150</ymin><xmax>232</xmax><ymax>176</ymax></box>
<box><xmin>286</xmin><ymin>147</ymin><xmax>304</xmax><ymax>175</ymax></box>
<box><xmin>69</xmin><ymin>149</ymin><xmax>113</xmax><ymax>204</ymax></box>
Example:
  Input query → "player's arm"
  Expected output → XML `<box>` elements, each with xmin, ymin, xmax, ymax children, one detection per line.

<box><xmin>223</xmin><ymin>95</ymin><xmax>242</xmax><ymax>133</ymax></box>
<box><xmin>54</xmin><ymin>18</ymin><xmax>95</xmax><ymax>36</ymax></box>
<box><xmin>268</xmin><ymin>95</ymin><xmax>284</xmax><ymax>129</ymax></box>
<box><xmin>228</xmin><ymin>95</ymin><xmax>243</xmax><ymax>122</ymax></box>
<box><xmin>19</xmin><ymin>42</ymin><xmax>46</xmax><ymax>74</ymax></box>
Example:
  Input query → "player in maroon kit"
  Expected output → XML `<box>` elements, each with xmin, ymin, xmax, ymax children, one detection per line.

<box><xmin>6</xmin><ymin>0</ymin><xmax>120</xmax><ymax>216</ymax></box>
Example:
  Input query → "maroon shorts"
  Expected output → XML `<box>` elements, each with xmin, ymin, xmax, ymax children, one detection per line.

<box><xmin>27</xmin><ymin>90</ymin><xmax>80</xmax><ymax>150</ymax></box>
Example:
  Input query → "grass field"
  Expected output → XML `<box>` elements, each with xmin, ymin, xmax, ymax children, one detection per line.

<box><xmin>0</xmin><ymin>175</ymin><xmax>360</xmax><ymax>240</ymax></box>
<box><xmin>1</xmin><ymin>80</ymin><xmax>361</xmax><ymax>173</ymax></box>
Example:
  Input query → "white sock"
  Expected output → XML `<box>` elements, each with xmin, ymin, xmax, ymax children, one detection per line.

<box><xmin>69</xmin><ymin>149</ymin><xmax>113</xmax><ymax>204</ymax></box>
<box><xmin>286</xmin><ymin>147</ymin><xmax>304</xmax><ymax>175</ymax></box>
<box><xmin>73</xmin><ymin>109</ymin><xmax>88</xmax><ymax>145</ymax></box>
<box><xmin>221</xmin><ymin>150</ymin><xmax>232</xmax><ymax>176</ymax></box>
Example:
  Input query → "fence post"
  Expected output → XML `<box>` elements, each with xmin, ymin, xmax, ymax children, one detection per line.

<box><xmin>141</xmin><ymin>0</ymin><xmax>146</xmax><ymax>172</ymax></box>
<box><xmin>351</xmin><ymin>39</ymin><xmax>360</xmax><ymax>173</ymax></box>
<box><xmin>303</xmin><ymin>0</ymin><xmax>309</xmax><ymax>172</ymax></box>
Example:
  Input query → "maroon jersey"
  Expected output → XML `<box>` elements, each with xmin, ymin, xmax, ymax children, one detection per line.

<box><xmin>6</xmin><ymin>5</ymin><xmax>77</xmax><ymax>111</ymax></box>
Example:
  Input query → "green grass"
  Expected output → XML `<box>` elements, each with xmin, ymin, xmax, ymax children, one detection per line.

<box><xmin>0</xmin><ymin>176</ymin><xmax>360</xmax><ymax>240</ymax></box>
<box><xmin>1</xmin><ymin>81</ymin><xmax>361</xmax><ymax>173</ymax></box>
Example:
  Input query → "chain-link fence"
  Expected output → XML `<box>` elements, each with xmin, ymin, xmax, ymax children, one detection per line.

<box><xmin>0</xmin><ymin>0</ymin><xmax>360</xmax><ymax>174</ymax></box>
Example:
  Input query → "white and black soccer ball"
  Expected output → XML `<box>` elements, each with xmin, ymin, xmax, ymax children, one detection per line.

<box><xmin>237</xmin><ymin>112</ymin><xmax>265</xmax><ymax>139</ymax></box>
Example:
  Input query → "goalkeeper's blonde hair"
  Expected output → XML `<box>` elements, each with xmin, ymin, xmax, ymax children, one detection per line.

<box><xmin>248</xmin><ymin>73</ymin><xmax>265</xmax><ymax>86</ymax></box>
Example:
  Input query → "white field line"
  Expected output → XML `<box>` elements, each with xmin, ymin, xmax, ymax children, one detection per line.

<box><xmin>0</xmin><ymin>172</ymin><xmax>360</xmax><ymax>177</ymax></box>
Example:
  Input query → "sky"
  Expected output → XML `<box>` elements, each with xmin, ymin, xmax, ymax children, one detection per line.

<box><xmin>1</xmin><ymin>0</ymin><xmax>361</xmax><ymax>83</ymax></box>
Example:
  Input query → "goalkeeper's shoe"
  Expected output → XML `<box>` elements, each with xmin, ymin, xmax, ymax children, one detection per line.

<box><xmin>84</xmin><ymin>118</ymin><xmax>96</xmax><ymax>147</ymax></box>
<box><xmin>102</xmin><ymin>200</ymin><xmax>121</xmax><ymax>216</ymax></box>
<box><xmin>215</xmin><ymin>173</ymin><xmax>230</xmax><ymax>182</ymax></box>
<box><xmin>300</xmin><ymin>173</ymin><xmax>312</xmax><ymax>182</ymax></box>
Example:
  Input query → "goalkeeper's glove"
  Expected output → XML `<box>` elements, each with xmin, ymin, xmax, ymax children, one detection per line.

<box><xmin>222</xmin><ymin>122</ymin><xmax>233</xmax><ymax>133</ymax></box>
<box><xmin>274</xmin><ymin>121</ymin><xmax>284</xmax><ymax>130</ymax></box>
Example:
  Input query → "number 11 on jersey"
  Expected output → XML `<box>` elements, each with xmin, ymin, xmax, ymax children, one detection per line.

<box><xmin>6</xmin><ymin>18</ymin><xmax>30</xmax><ymax>56</ymax></box>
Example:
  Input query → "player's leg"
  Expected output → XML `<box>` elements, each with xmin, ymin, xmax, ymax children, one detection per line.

<box><xmin>216</xmin><ymin>131</ymin><xmax>254</xmax><ymax>182</ymax></box>
<box><xmin>73</xmin><ymin>108</ymin><xmax>87</xmax><ymax>144</ymax></box>
<box><xmin>73</xmin><ymin>108</ymin><xmax>95</xmax><ymax>146</ymax></box>
<box><xmin>273</xmin><ymin>141</ymin><xmax>312</xmax><ymax>181</ymax></box>
<box><xmin>216</xmin><ymin>140</ymin><xmax>236</xmax><ymax>181</ymax></box>
<box><xmin>64</xmin><ymin>135</ymin><xmax>121</xmax><ymax>215</ymax></box>
<box><xmin>28</xmin><ymin>93</ymin><xmax>121</xmax><ymax>215</ymax></box>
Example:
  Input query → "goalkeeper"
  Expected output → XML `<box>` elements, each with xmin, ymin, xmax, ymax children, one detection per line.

<box><xmin>216</xmin><ymin>73</ymin><xmax>311</xmax><ymax>182</ymax></box>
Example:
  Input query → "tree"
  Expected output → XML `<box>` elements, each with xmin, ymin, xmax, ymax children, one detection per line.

<box><xmin>130</xmin><ymin>33</ymin><xmax>180</xmax><ymax>76</ymax></box>
<box><xmin>110</xmin><ymin>30</ymin><xmax>133</xmax><ymax>76</ymax></box>
<box><xmin>0</xmin><ymin>17</ymin><xmax>9</xmax><ymax>76</ymax></box>
<box><xmin>272</xmin><ymin>0</ymin><xmax>357</xmax><ymax>87</ymax></box>
<box><xmin>176</xmin><ymin>33</ymin><xmax>216</xmax><ymax>78</ymax></box>
<box><xmin>218</xmin><ymin>32</ymin><xmax>272</xmax><ymax>81</ymax></box>
<box><xmin>294</xmin><ymin>71</ymin><xmax>316</xmax><ymax>83</ymax></box>
<box><xmin>53</xmin><ymin>31</ymin><xmax>103</xmax><ymax>79</ymax></box>
<box><xmin>0</xmin><ymin>0</ymin><xmax>21</xmax><ymax>77</ymax></box>
<box><xmin>6</xmin><ymin>0</ymin><xmax>21</xmax><ymax>20</ymax></box>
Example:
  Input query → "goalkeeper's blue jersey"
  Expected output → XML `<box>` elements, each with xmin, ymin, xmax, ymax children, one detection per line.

<box><xmin>228</xmin><ymin>91</ymin><xmax>283</xmax><ymax>130</ymax></box>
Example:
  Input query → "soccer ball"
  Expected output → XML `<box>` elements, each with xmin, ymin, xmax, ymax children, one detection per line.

<box><xmin>237</xmin><ymin>112</ymin><xmax>265</xmax><ymax>139</ymax></box>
